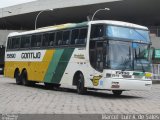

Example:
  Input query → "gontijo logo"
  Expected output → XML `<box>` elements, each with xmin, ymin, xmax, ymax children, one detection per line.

<box><xmin>21</xmin><ymin>52</ymin><xmax>41</xmax><ymax>59</ymax></box>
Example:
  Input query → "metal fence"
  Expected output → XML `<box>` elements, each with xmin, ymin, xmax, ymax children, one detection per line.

<box><xmin>149</xmin><ymin>27</ymin><xmax>160</xmax><ymax>37</ymax></box>
<box><xmin>152</xmin><ymin>64</ymin><xmax>160</xmax><ymax>80</ymax></box>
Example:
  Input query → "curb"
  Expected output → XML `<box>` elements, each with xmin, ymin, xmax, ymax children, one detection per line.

<box><xmin>152</xmin><ymin>80</ymin><xmax>160</xmax><ymax>84</ymax></box>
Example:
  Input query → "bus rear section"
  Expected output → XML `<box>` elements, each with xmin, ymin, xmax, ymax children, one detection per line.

<box><xmin>0</xmin><ymin>46</ymin><xmax>5</xmax><ymax>74</ymax></box>
<box><xmin>4</xmin><ymin>23</ymin><xmax>89</xmax><ymax>91</ymax></box>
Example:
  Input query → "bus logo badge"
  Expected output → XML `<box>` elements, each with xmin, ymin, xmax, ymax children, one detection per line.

<box><xmin>91</xmin><ymin>75</ymin><xmax>102</xmax><ymax>86</ymax></box>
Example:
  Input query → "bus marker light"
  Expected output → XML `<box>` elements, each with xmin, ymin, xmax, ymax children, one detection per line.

<box><xmin>145</xmin><ymin>73</ymin><xmax>152</xmax><ymax>78</ymax></box>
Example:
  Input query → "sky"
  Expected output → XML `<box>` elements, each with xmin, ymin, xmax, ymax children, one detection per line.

<box><xmin>0</xmin><ymin>0</ymin><xmax>37</xmax><ymax>8</ymax></box>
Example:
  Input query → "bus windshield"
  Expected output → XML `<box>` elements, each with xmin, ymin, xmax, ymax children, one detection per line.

<box><xmin>108</xmin><ymin>41</ymin><xmax>132</xmax><ymax>71</ymax></box>
<box><xmin>106</xmin><ymin>25</ymin><xmax>150</xmax><ymax>42</ymax></box>
<box><xmin>107</xmin><ymin>41</ymin><xmax>151</xmax><ymax>72</ymax></box>
<box><xmin>133</xmin><ymin>43</ymin><xmax>151</xmax><ymax>72</ymax></box>
<box><xmin>105</xmin><ymin>25</ymin><xmax>151</xmax><ymax>72</ymax></box>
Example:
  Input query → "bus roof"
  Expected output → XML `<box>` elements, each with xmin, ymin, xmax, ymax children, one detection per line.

<box><xmin>8</xmin><ymin>20</ymin><xmax>148</xmax><ymax>37</ymax></box>
<box><xmin>90</xmin><ymin>20</ymin><xmax>148</xmax><ymax>30</ymax></box>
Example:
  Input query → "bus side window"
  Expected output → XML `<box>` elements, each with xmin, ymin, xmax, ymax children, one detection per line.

<box><xmin>91</xmin><ymin>25</ymin><xmax>104</xmax><ymax>39</ymax></box>
<box><xmin>31</xmin><ymin>34</ymin><xmax>42</xmax><ymax>48</ymax></box>
<box><xmin>89</xmin><ymin>41</ymin><xmax>96</xmax><ymax>68</ymax></box>
<box><xmin>62</xmin><ymin>31</ymin><xmax>70</xmax><ymax>45</ymax></box>
<box><xmin>12</xmin><ymin>38</ymin><xmax>20</xmax><ymax>49</ymax></box>
<box><xmin>21</xmin><ymin>36</ymin><xmax>31</xmax><ymax>49</ymax></box>
<box><xmin>42</xmin><ymin>33</ymin><xmax>49</xmax><ymax>47</ymax></box>
<box><xmin>56</xmin><ymin>31</ymin><xmax>63</xmax><ymax>46</ymax></box>
<box><xmin>78</xmin><ymin>28</ymin><xmax>87</xmax><ymax>44</ymax></box>
<box><xmin>49</xmin><ymin>32</ymin><xmax>55</xmax><ymax>47</ymax></box>
<box><xmin>71</xmin><ymin>29</ymin><xmax>79</xmax><ymax>45</ymax></box>
<box><xmin>7</xmin><ymin>38</ymin><xmax>12</xmax><ymax>49</ymax></box>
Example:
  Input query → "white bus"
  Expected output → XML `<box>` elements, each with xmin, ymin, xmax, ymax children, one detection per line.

<box><xmin>4</xmin><ymin>20</ymin><xmax>152</xmax><ymax>95</ymax></box>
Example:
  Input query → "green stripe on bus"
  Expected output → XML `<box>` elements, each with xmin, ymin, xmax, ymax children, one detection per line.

<box><xmin>44</xmin><ymin>49</ymin><xmax>64</xmax><ymax>83</ymax></box>
<box><xmin>51</xmin><ymin>48</ymin><xmax>74</xmax><ymax>83</ymax></box>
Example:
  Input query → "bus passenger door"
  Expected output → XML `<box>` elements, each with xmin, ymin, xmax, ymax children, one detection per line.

<box><xmin>95</xmin><ymin>41</ymin><xmax>104</xmax><ymax>72</ymax></box>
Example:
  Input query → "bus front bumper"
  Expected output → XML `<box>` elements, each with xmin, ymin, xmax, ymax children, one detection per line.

<box><xmin>94</xmin><ymin>78</ymin><xmax>152</xmax><ymax>91</ymax></box>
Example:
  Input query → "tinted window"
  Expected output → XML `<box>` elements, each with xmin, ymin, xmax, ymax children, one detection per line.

<box><xmin>91</xmin><ymin>25</ymin><xmax>104</xmax><ymax>38</ymax></box>
<box><xmin>62</xmin><ymin>31</ymin><xmax>70</xmax><ymax>45</ymax></box>
<box><xmin>107</xmin><ymin>25</ymin><xmax>150</xmax><ymax>42</ymax></box>
<box><xmin>56</xmin><ymin>31</ymin><xmax>63</xmax><ymax>46</ymax></box>
<box><xmin>7</xmin><ymin>38</ymin><xmax>12</xmax><ymax>49</ymax></box>
<box><xmin>21</xmin><ymin>36</ymin><xmax>31</xmax><ymax>48</ymax></box>
<box><xmin>48</xmin><ymin>33</ymin><xmax>55</xmax><ymax>46</ymax></box>
<box><xmin>12</xmin><ymin>37</ymin><xmax>20</xmax><ymax>49</ymax></box>
<box><xmin>71</xmin><ymin>29</ymin><xmax>79</xmax><ymax>45</ymax></box>
<box><xmin>42</xmin><ymin>33</ymin><xmax>49</xmax><ymax>47</ymax></box>
<box><xmin>31</xmin><ymin>34</ymin><xmax>42</xmax><ymax>48</ymax></box>
<box><xmin>77</xmin><ymin>28</ymin><xmax>87</xmax><ymax>44</ymax></box>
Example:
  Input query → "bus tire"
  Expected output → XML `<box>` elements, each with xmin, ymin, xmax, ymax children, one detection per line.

<box><xmin>15</xmin><ymin>70</ymin><xmax>22</xmax><ymax>85</ymax></box>
<box><xmin>21</xmin><ymin>70</ymin><xmax>30</xmax><ymax>86</ymax></box>
<box><xmin>112</xmin><ymin>90</ymin><xmax>123</xmax><ymax>96</ymax></box>
<box><xmin>77</xmin><ymin>73</ymin><xmax>87</xmax><ymax>94</ymax></box>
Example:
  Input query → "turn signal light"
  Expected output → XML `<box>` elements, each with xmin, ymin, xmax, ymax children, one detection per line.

<box><xmin>145</xmin><ymin>73</ymin><xmax>152</xmax><ymax>78</ymax></box>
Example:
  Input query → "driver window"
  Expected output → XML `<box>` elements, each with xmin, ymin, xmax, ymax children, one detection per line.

<box><xmin>91</xmin><ymin>25</ymin><xmax>104</xmax><ymax>39</ymax></box>
<box><xmin>96</xmin><ymin>42</ymin><xmax>103</xmax><ymax>71</ymax></box>
<box><xmin>89</xmin><ymin>40</ymin><xmax>104</xmax><ymax>72</ymax></box>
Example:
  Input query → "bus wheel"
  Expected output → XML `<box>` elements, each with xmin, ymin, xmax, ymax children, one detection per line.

<box><xmin>15</xmin><ymin>71</ymin><xmax>22</xmax><ymax>85</ymax></box>
<box><xmin>112</xmin><ymin>90</ymin><xmax>123</xmax><ymax>96</ymax></box>
<box><xmin>21</xmin><ymin>71</ymin><xmax>29</xmax><ymax>86</ymax></box>
<box><xmin>77</xmin><ymin>73</ymin><xmax>86</xmax><ymax>94</ymax></box>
